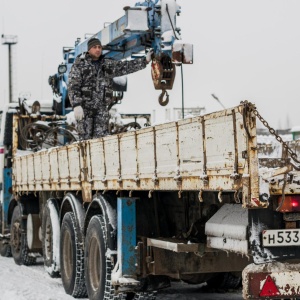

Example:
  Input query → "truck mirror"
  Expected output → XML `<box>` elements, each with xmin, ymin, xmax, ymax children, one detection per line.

<box><xmin>58</xmin><ymin>64</ymin><xmax>67</xmax><ymax>74</ymax></box>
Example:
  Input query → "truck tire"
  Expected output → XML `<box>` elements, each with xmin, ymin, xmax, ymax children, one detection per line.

<box><xmin>0</xmin><ymin>242</ymin><xmax>12</xmax><ymax>257</ymax></box>
<box><xmin>60</xmin><ymin>212</ymin><xmax>87</xmax><ymax>298</ymax></box>
<box><xmin>206</xmin><ymin>272</ymin><xmax>241</xmax><ymax>290</ymax></box>
<box><xmin>85</xmin><ymin>215</ymin><xmax>116</xmax><ymax>300</ymax></box>
<box><xmin>42</xmin><ymin>199</ymin><xmax>60</xmax><ymax>277</ymax></box>
<box><xmin>120</xmin><ymin>292</ymin><xmax>157</xmax><ymax>300</ymax></box>
<box><xmin>180</xmin><ymin>273</ymin><xmax>214</xmax><ymax>285</ymax></box>
<box><xmin>10</xmin><ymin>205</ymin><xmax>36</xmax><ymax>265</ymax></box>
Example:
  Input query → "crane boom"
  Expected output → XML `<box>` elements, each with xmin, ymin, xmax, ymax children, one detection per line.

<box><xmin>48</xmin><ymin>0</ymin><xmax>193</xmax><ymax>114</ymax></box>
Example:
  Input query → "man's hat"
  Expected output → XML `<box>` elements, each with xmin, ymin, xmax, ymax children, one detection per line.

<box><xmin>88</xmin><ymin>38</ymin><xmax>102</xmax><ymax>50</ymax></box>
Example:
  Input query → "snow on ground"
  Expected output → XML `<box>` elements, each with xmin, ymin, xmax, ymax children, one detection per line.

<box><xmin>0</xmin><ymin>255</ymin><xmax>243</xmax><ymax>300</ymax></box>
<box><xmin>0</xmin><ymin>257</ymin><xmax>74</xmax><ymax>300</ymax></box>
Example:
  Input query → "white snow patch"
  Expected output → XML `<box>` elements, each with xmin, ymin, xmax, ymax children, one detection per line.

<box><xmin>35</xmin><ymin>120</ymin><xmax>50</xmax><ymax>126</ymax></box>
<box><xmin>92</xmin><ymin>194</ymin><xmax>117</xmax><ymax>230</ymax></box>
<box><xmin>0</xmin><ymin>256</ymin><xmax>77</xmax><ymax>300</ymax></box>
<box><xmin>15</xmin><ymin>149</ymin><xmax>35</xmax><ymax>156</ymax></box>
<box><xmin>205</xmin><ymin>204</ymin><xmax>249</xmax><ymax>254</ymax></box>
<box><xmin>65</xmin><ymin>111</ymin><xmax>76</xmax><ymax>126</ymax></box>
<box><xmin>161</xmin><ymin>30</ymin><xmax>175</xmax><ymax>42</ymax></box>
<box><xmin>0</xmin><ymin>255</ymin><xmax>243</xmax><ymax>299</ymax></box>
<box><xmin>249</xmin><ymin>219</ymin><xmax>278</xmax><ymax>264</ymax></box>
<box><xmin>205</xmin><ymin>204</ymin><xmax>248</xmax><ymax>240</ymax></box>
<box><xmin>53</xmin><ymin>93</ymin><xmax>62</xmax><ymax>103</ymax></box>
<box><xmin>113</xmin><ymin>76</ymin><xmax>127</xmax><ymax>87</ymax></box>
<box><xmin>44</xmin><ymin>200</ymin><xmax>61</xmax><ymax>275</ymax></box>
<box><xmin>258</xmin><ymin>167</ymin><xmax>272</xmax><ymax>198</ymax></box>
<box><xmin>126</xmin><ymin>6</ymin><xmax>148</xmax><ymax>31</ymax></box>
<box><xmin>104</xmin><ymin>200</ymin><xmax>117</xmax><ymax>230</ymax></box>
<box><xmin>111</xmin><ymin>260</ymin><xmax>122</xmax><ymax>284</ymax></box>
<box><xmin>172</xmin><ymin>40</ymin><xmax>182</xmax><ymax>52</ymax></box>
<box><xmin>106</xmin><ymin>248</ymin><xmax>117</xmax><ymax>258</ymax></box>
<box><xmin>184</xmin><ymin>113</ymin><xmax>194</xmax><ymax>119</ymax></box>
<box><xmin>172</xmin><ymin>41</ymin><xmax>193</xmax><ymax>63</ymax></box>
<box><xmin>257</xmin><ymin>134</ymin><xmax>293</xmax><ymax>158</ymax></box>
<box><xmin>161</xmin><ymin>0</ymin><xmax>180</xmax><ymax>34</ymax></box>
<box><xmin>7</xmin><ymin>108</ymin><xmax>17</xmax><ymax>113</ymax></box>
<box><xmin>62</xmin><ymin>81</ymin><xmax>67</xmax><ymax>90</ymax></box>
<box><xmin>183</xmin><ymin>43</ymin><xmax>193</xmax><ymax>63</ymax></box>
<box><xmin>109</xmin><ymin>108</ymin><xmax>123</xmax><ymax>127</ymax></box>
<box><xmin>291</xmin><ymin>126</ymin><xmax>300</xmax><ymax>132</ymax></box>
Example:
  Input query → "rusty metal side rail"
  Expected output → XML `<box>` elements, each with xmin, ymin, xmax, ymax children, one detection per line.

<box><xmin>12</xmin><ymin>104</ymin><xmax>263</xmax><ymax>207</ymax></box>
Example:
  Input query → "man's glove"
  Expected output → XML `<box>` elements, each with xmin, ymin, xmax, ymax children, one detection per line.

<box><xmin>146</xmin><ymin>48</ymin><xmax>154</xmax><ymax>63</ymax></box>
<box><xmin>74</xmin><ymin>106</ymin><xmax>84</xmax><ymax>121</ymax></box>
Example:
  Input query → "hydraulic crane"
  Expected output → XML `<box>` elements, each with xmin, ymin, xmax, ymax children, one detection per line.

<box><xmin>48</xmin><ymin>0</ymin><xmax>193</xmax><ymax>115</ymax></box>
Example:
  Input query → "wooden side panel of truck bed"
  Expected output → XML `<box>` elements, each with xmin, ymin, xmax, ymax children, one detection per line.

<box><xmin>12</xmin><ymin>105</ymin><xmax>260</xmax><ymax>204</ymax></box>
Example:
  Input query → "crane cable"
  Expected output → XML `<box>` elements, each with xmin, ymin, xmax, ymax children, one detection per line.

<box><xmin>166</xmin><ymin>4</ymin><xmax>185</xmax><ymax>117</ymax></box>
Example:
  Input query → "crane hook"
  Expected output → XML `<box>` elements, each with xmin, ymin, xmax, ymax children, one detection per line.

<box><xmin>158</xmin><ymin>89</ymin><xmax>169</xmax><ymax>106</ymax></box>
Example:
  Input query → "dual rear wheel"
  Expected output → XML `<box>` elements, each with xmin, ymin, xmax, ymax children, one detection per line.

<box><xmin>11</xmin><ymin>195</ymin><xmax>156</xmax><ymax>300</ymax></box>
<box><xmin>0</xmin><ymin>241</ymin><xmax>11</xmax><ymax>257</ymax></box>
<box><xmin>60</xmin><ymin>212</ymin><xmax>87</xmax><ymax>298</ymax></box>
<box><xmin>10</xmin><ymin>205</ymin><xmax>36</xmax><ymax>266</ymax></box>
<box><xmin>59</xmin><ymin>212</ymin><xmax>120</xmax><ymax>299</ymax></box>
<box><xmin>84</xmin><ymin>214</ymin><xmax>157</xmax><ymax>300</ymax></box>
<box><xmin>84</xmin><ymin>214</ymin><xmax>115</xmax><ymax>300</ymax></box>
<box><xmin>42</xmin><ymin>199</ymin><xmax>60</xmax><ymax>277</ymax></box>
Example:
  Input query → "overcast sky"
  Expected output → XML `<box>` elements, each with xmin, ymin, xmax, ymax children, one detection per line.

<box><xmin>0</xmin><ymin>0</ymin><xmax>299</xmax><ymax>129</ymax></box>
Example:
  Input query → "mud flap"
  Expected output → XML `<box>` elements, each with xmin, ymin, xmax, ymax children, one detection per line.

<box><xmin>243</xmin><ymin>262</ymin><xmax>300</xmax><ymax>299</ymax></box>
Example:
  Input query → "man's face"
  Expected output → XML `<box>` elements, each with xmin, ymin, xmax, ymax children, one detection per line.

<box><xmin>89</xmin><ymin>45</ymin><xmax>102</xmax><ymax>60</ymax></box>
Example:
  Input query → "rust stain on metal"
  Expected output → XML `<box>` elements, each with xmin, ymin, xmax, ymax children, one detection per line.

<box><xmin>174</xmin><ymin>121</ymin><xmax>182</xmax><ymax>184</ymax></box>
<box><xmin>101</xmin><ymin>138</ymin><xmax>107</xmax><ymax>184</ymax></box>
<box><xmin>172</xmin><ymin>51</ymin><xmax>182</xmax><ymax>63</ymax></box>
<box><xmin>201</xmin><ymin>117</ymin><xmax>208</xmax><ymax>184</ymax></box>
<box><xmin>259</xmin><ymin>158</ymin><xmax>290</xmax><ymax>168</ymax></box>
<box><xmin>232</xmin><ymin>109</ymin><xmax>239</xmax><ymax>175</ymax></box>
<box><xmin>12</xmin><ymin>115</ymin><xmax>19</xmax><ymax>159</ymax></box>
<box><xmin>152</xmin><ymin>127</ymin><xmax>158</xmax><ymax>184</ymax></box>
<box><xmin>87</xmin><ymin>141</ymin><xmax>93</xmax><ymax>184</ymax></box>
<box><xmin>78</xmin><ymin>142</ymin><xmax>92</xmax><ymax>202</ymax></box>
<box><xmin>172</xmin><ymin>44</ymin><xmax>193</xmax><ymax>64</ymax></box>
<box><xmin>117</xmin><ymin>134</ymin><xmax>122</xmax><ymax>184</ymax></box>
<box><xmin>134</xmin><ymin>131</ymin><xmax>140</xmax><ymax>185</ymax></box>
<box><xmin>12</xmin><ymin>104</ymin><xmax>268</xmax><ymax>200</ymax></box>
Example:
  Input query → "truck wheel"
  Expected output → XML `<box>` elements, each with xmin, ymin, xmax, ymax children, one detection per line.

<box><xmin>0</xmin><ymin>242</ymin><xmax>11</xmax><ymax>257</ymax></box>
<box><xmin>120</xmin><ymin>292</ymin><xmax>157</xmax><ymax>300</ymax></box>
<box><xmin>60</xmin><ymin>212</ymin><xmax>87</xmax><ymax>298</ymax></box>
<box><xmin>10</xmin><ymin>205</ymin><xmax>36</xmax><ymax>265</ymax></box>
<box><xmin>206</xmin><ymin>272</ymin><xmax>241</xmax><ymax>290</ymax></box>
<box><xmin>180</xmin><ymin>273</ymin><xmax>214</xmax><ymax>285</ymax></box>
<box><xmin>42</xmin><ymin>199</ymin><xmax>60</xmax><ymax>277</ymax></box>
<box><xmin>85</xmin><ymin>215</ymin><xmax>116</xmax><ymax>300</ymax></box>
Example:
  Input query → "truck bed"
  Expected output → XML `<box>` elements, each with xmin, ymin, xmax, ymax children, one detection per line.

<box><xmin>12</xmin><ymin>104</ymin><xmax>260</xmax><ymax>203</ymax></box>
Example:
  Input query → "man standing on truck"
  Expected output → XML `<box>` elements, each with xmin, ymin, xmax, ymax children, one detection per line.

<box><xmin>68</xmin><ymin>37</ymin><xmax>153</xmax><ymax>140</ymax></box>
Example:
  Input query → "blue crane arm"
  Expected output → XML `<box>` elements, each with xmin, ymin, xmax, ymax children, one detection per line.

<box><xmin>75</xmin><ymin>0</ymin><xmax>183</xmax><ymax>60</ymax></box>
<box><xmin>49</xmin><ymin>0</ymin><xmax>193</xmax><ymax>114</ymax></box>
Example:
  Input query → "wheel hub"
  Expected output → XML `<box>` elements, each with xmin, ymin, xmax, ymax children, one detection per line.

<box><xmin>11</xmin><ymin>222</ymin><xmax>21</xmax><ymax>251</ymax></box>
<box><xmin>45</xmin><ymin>222</ymin><xmax>53</xmax><ymax>260</ymax></box>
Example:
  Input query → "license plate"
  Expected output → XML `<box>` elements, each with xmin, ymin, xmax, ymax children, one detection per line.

<box><xmin>262</xmin><ymin>229</ymin><xmax>300</xmax><ymax>246</ymax></box>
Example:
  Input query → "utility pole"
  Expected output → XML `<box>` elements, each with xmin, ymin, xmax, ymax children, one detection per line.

<box><xmin>1</xmin><ymin>34</ymin><xmax>18</xmax><ymax>103</ymax></box>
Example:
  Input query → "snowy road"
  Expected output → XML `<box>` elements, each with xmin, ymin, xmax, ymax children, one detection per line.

<box><xmin>0</xmin><ymin>256</ymin><xmax>243</xmax><ymax>300</ymax></box>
